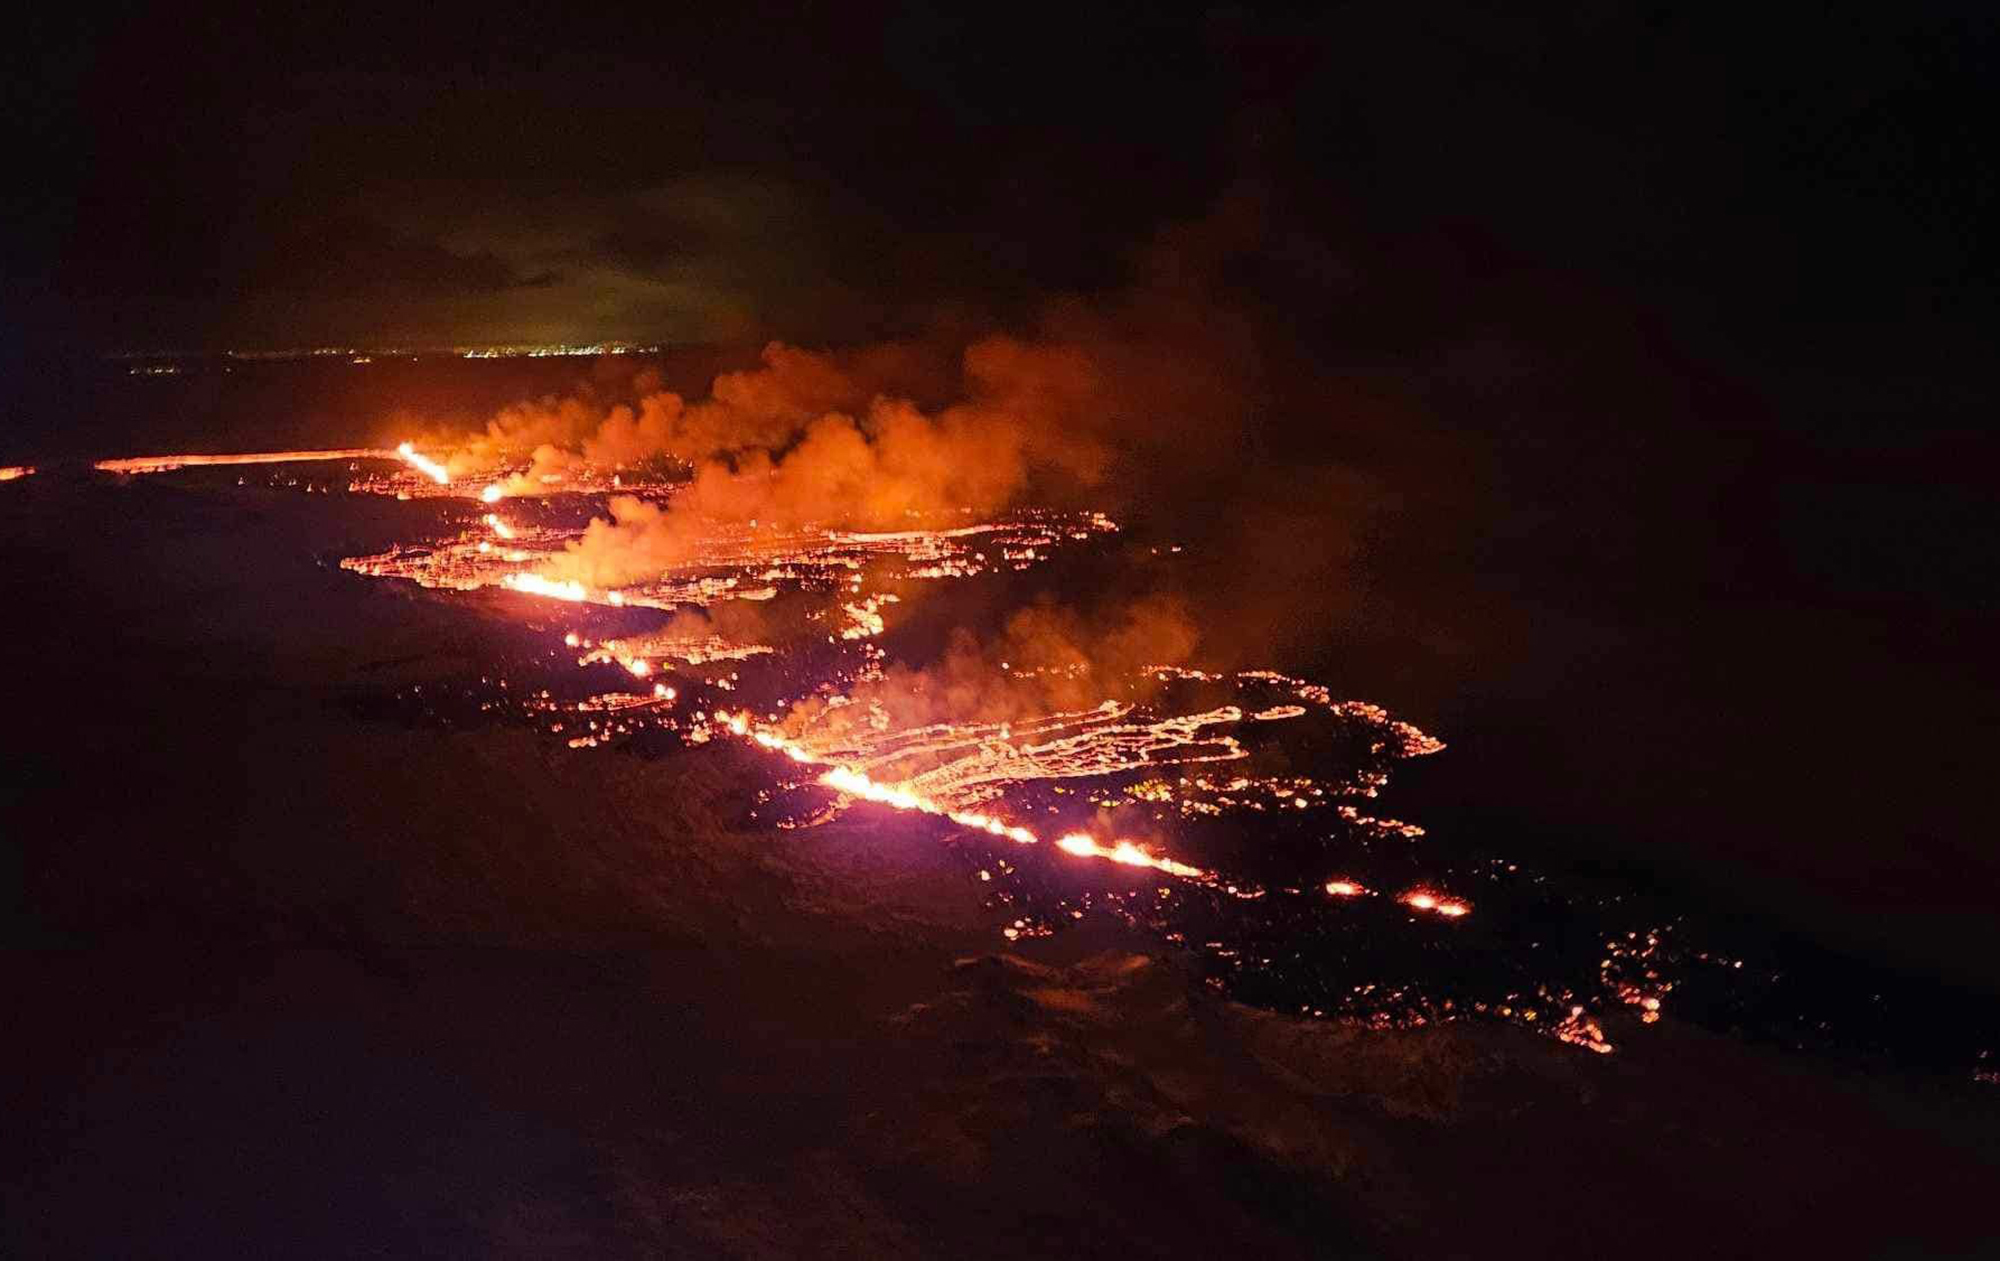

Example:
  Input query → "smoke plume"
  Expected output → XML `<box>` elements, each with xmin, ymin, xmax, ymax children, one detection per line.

<box><xmin>782</xmin><ymin>593</ymin><xmax>1200</xmax><ymax>738</ymax></box>
<box><xmin>420</xmin><ymin>341</ymin><xmax>954</xmax><ymax>489</ymax></box>
<box><xmin>417</xmin><ymin>186</ymin><xmax>1390</xmax><ymax>674</ymax></box>
<box><xmin>519</xmin><ymin>336</ymin><xmax>1122</xmax><ymax>587</ymax></box>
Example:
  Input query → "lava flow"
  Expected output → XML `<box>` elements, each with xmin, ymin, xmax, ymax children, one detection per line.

<box><xmin>394</xmin><ymin>442</ymin><xmax>451</xmax><ymax>484</ymax></box>
<box><xmin>725</xmin><ymin>673</ymin><xmax>1480</xmax><ymax>913</ymax></box>
<box><xmin>321</xmin><ymin>459</ymin><xmax>1613</xmax><ymax>1047</ymax></box>
<box><xmin>75</xmin><ymin>444</ymin><xmax>1634</xmax><ymax>1056</ymax></box>
<box><xmin>718</xmin><ymin>709</ymin><xmax>1214</xmax><ymax>881</ymax></box>
<box><xmin>94</xmin><ymin>447</ymin><xmax>400</xmax><ymax>474</ymax></box>
<box><xmin>99</xmin><ymin>442</ymin><xmax>2000</xmax><ymax>1075</ymax></box>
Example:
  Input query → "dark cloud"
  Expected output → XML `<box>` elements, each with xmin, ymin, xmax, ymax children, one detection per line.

<box><xmin>245</xmin><ymin>215</ymin><xmax>526</xmax><ymax>297</ymax></box>
<box><xmin>593</xmin><ymin>228</ymin><xmax>696</xmax><ymax>277</ymax></box>
<box><xmin>13</xmin><ymin>1</ymin><xmax>1994</xmax><ymax>362</ymax></box>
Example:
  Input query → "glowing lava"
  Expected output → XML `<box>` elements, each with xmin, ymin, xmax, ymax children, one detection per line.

<box><xmin>503</xmin><ymin>573</ymin><xmax>588</xmax><ymax>602</ymax></box>
<box><xmin>1402</xmin><ymin>891</ymin><xmax>1471</xmax><ymax>917</ymax></box>
<box><xmin>394</xmin><ymin>442</ymin><xmax>451</xmax><ymax>485</ymax></box>
<box><xmin>93</xmin><ymin>448</ymin><xmax>398</xmax><ymax>474</ymax></box>
<box><xmin>1054</xmin><ymin>833</ymin><xmax>1208</xmax><ymax>880</ymax></box>
<box><xmin>720</xmin><ymin>712</ymin><xmax>1216</xmax><ymax>881</ymax></box>
<box><xmin>343</xmin><ymin>505</ymin><xmax>1118</xmax><ymax>619</ymax></box>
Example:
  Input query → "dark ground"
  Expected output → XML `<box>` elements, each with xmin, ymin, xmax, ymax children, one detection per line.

<box><xmin>4</xmin><ymin>450</ymin><xmax>1999</xmax><ymax>1256</ymax></box>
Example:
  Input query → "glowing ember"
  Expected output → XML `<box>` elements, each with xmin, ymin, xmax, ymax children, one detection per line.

<box><xmin>0</xmin><ymin>466</ymin><xmax>35</xmax><ymax>481</ymax></box>
<box><xmin>578</xmin><ymin>631</ymin><xmax>773</xmax><ymax>669</ymax></box>
<box><xmin>1554</xmin><ymin>1006</ymin><xmax>1616</xmax><ymax>1054</ymax></box>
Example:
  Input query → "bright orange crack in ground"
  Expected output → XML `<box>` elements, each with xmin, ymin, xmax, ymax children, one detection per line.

<box><xmin>718</xmin><ymin>709</ymin><xmax>1463</xmax><ymax>905</ymax></box>
<box><xmin>94</xmin><ymin>447</ymin><xmax>399</xmax><ymax>474</ymax></box>
<box><xmin>716</xmin><ymin>710</ymin><xmax>1210</xmax><ymax>880</ymax></box>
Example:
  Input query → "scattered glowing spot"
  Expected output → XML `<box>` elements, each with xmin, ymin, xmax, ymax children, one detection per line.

<box><xmin>1402</xmin><ymin>891</ymin><xmax>1470</xmax><ymax>917</ymax></box>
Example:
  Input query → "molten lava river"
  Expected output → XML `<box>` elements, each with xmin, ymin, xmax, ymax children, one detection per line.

<box><xmin>88</xmin><ymin>447</ymin><xmax>2000</xmax><ymax>1074</ymax></box>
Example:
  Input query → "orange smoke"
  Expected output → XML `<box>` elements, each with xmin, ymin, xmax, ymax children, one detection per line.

<box><xmin>782</xmin><ymin>594</ymin><xmax>1199</xmax><ymax>739</ymax></box>
<box><xmin>534</xmin><ymin>338</ymin><xmax>1118</xmax><ymax>588</ymax></box>
<box><xmin>410</xmin><ymin>341</ymin><xmax>953</xmax><ymax>487</ymax></box>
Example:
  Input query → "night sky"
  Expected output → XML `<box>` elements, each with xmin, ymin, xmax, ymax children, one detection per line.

<box><xmin>11</xmin><ymin>4</ymin><xmax>1993</xmax><ymax>359</ymax></box>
